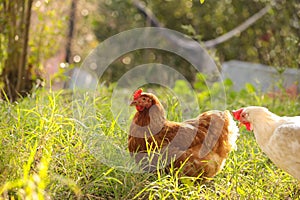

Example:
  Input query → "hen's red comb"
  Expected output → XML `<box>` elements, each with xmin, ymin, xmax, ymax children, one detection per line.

<box><xmin>232</xmin><ymin>108</ymin><xmax>243</xmax><ymax>120</ymax></box>
<box><xmin>133</xmin><ymin>88</ymin><xmax>143</xmax><ymax>100</ymax></box>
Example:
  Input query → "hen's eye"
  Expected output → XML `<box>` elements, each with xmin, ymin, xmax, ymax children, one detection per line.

<box><xmin>142</xmin><ymin>97</ymin><xmax>146</xmax><ymax>101</ymax></box>
<box><xmin>241</xmin><ymin>113</ymin><xmax>248</xmax><ymax>118</ymax></box>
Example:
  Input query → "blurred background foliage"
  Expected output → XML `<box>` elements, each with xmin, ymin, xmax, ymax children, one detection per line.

<box><xmin>91</xmin><ymin>0</ymin><xmax>299</xmax><ymax>84</ymax></box>
<box><xmin>0</xmin><ymin>0</ymin><xmax>299</xmax><ymax>101</ymax></box>
<box><xmin>93</xmin><ymin>0</ymin><xmax>299</xmax><ymax>76</ymax></box>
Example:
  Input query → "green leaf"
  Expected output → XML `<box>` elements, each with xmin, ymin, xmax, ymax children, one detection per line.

<box><xmin>223</xmin><ymin>78</ymin><xmax>233</xmax><ymax>88</ymax></box>
<box><xmin>181</xmin><ymin>24</ymin><xmax>196</xmax><ymax>36</ymax></box>
<box><xmin>245</xmin><ymin>83</ymin><xmax>256</xmax><ymax>93</ymax></box>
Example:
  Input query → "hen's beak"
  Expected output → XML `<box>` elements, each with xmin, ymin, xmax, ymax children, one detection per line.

<box><xmin>237</xmin><ymin>122</ymin><xmax>243</xmax><ymax>128</ymax></box>
<box><xmin>130</xmin><ymin>100</ymin><xmax>137</xmax><ymax>106</ymax></box>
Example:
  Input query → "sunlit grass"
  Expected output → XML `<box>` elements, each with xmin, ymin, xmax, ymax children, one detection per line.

<box><xmin>0</xmin><ymin>85</ymin><xmax>299</xmax><ymax>199</ymax></box>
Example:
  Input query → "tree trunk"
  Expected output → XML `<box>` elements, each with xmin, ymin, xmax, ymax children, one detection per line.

<box><xmin>0</xmin><ymin>0</ymin><xmax>33</xmax><ymax>102</ymax></box>
<box><xmin>65</xmin><ymin>0</ymin><xmax>77</xmax><ymax>63</ymax></box>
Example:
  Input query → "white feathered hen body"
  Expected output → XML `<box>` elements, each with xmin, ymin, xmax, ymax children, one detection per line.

<box><xmin>260</xmin><ymin>116</ymin><xmax>300</xmax><ymax>181</ymax></box>
<box><xmin>235</xmin><ymin>106</ymin><xmax>300</xmax><ymax>181</ymax></box>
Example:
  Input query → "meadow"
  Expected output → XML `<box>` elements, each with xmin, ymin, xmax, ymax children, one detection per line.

<box><xmin>0</xmin><ymin>77</ymin><xmax>299</xmax><ymax>199</ymax></box>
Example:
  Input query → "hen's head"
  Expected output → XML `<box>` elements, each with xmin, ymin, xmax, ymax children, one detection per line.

<box><xmin>130</xmin><ymin>88</ymin><xmax>160</xmax><ymax>112</ymax></box>
<box><xmin>232</xmin><ymin>106</ymin><xmax>269</xmax><ymax>131</ymax></box>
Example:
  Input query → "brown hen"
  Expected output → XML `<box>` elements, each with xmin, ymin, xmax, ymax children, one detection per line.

<box><xmin>128</xmin><ymin>89</ymin><xmax>239</xmax><ymax>178</ymax></box>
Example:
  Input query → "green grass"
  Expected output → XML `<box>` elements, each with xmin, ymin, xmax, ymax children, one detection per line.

<box><xmin>0</xmin><ymin>84</ymin><xmax>299</xmax><ymax>199</ymax></box>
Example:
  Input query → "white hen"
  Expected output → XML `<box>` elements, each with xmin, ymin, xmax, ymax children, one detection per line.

<box><xmin>233</xmin><ymin>106</ymin><xmax>300</xmax><ymax>181</ymax></box>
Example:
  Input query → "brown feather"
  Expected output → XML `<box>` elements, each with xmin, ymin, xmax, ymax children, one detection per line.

<box><xmin>128</xmin><ymin>92</ymin><xmax>239</xmax><ymax>178</ymax></box>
